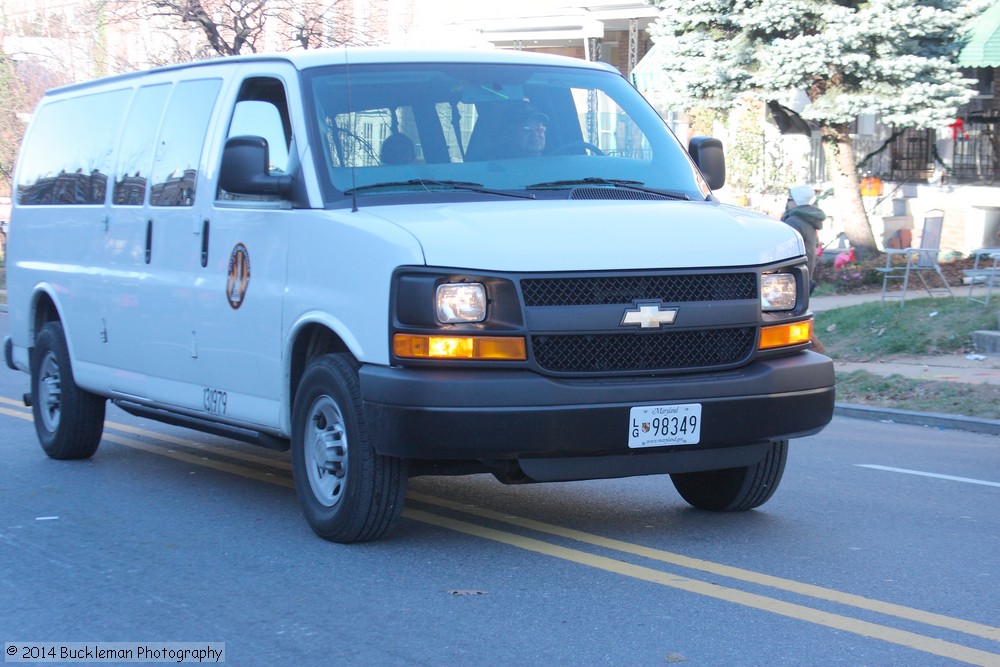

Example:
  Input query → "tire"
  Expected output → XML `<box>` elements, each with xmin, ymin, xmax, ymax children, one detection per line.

<box><xmin>291</xmin><ymin>353</ymin><xmax>408</xmax><ymax>543</ymax></box>
<box><xmin>30</xmin><ymin>321</ymin><xmax>106</xmax><ymax>460</ymax></box>
<box><xmin>670</xmin><ymin>440</ymin><xmax>787</xmax><ymax>511</ymax></box>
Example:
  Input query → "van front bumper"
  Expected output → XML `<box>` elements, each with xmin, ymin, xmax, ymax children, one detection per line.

<box><xmin>360</xmin><ymin>351</ymin><xmax>834</xmax><ymax>476</ymax></box>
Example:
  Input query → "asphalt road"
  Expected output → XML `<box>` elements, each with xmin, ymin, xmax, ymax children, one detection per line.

<box><xmin>1</xmin><ymin>314</ymin><xmax>998</xmax><ymax>666</ymax></box>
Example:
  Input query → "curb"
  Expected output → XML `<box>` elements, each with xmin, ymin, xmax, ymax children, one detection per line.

<box><xmin>834</xmin><ymin>403</ymin><xmax>1000</xmax><ymax>436</ymax></box>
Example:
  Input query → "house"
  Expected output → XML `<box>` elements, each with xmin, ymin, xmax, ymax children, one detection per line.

<box><xmin>630</xmin><ymin>3</ymin><xmax>1000</xmax><ymax>257</ymax></box>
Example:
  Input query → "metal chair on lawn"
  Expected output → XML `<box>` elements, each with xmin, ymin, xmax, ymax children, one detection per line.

<box><xmin>878</xmin><ymin>208</ymin><xmax>953</xmax><ymax>307</ymax></box>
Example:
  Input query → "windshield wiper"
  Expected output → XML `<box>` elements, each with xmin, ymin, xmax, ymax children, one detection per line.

<box><xmin>525</xmin><ymin>177</ymin><xmax>690</xmax><ymax>200</ymax></box>
<box><xmin>344</xmin><ymin>179</ymin><xmax>534</xmax><ymax>199</ymax></box>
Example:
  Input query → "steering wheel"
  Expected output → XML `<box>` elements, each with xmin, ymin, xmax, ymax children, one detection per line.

<box><xmin>550</xmin><ymin>141</ymin><xmax>605</xmax><ymax>156</ymax></box>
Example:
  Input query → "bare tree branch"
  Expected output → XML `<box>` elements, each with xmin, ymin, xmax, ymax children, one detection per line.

<box><xmin>107</xmin><ymin>0</ymin><xmax>269</xmax><ymax>57</ymax></box>
<box><xmin>251</xmin><ymin>0</ymin><xmax>383</xmax><ymax>50</ymax></box>
<box><xmin>104</xmin><ymin>0</ymin><xmax>388</xmax><ymax>62</ymax></box>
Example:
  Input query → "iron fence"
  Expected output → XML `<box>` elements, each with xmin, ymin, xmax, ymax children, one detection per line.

<box><xmin>954</xmin><ymin>114</ymin><xmax>999</xmax><ymax>185</ymax></box>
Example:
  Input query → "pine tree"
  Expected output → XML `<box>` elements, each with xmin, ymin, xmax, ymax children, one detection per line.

<box><xmin>647</xmin><ymin>0</ymin><xmax>984</xmax><ymax>255</ymax></box>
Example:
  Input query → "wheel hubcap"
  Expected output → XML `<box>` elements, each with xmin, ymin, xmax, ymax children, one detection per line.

<box><xmin>305</xmin><ymin>395</ymin><xmax>348</xmax><ymax>508</ymax></box>
<box><xmin>38</xmin><ymin>351</ymin><xmax>62</xmax><ymax>432</ymax></box>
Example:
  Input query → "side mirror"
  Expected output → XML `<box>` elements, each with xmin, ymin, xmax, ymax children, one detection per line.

<box><xmin>219</xmin><ymin>135</ymin><xmax>293</xmax><ymax>196</ymax></box>
<box><xmin>688</xmin><ymin>136</ymin><xmax>726</xmax><ymax>191</ymax></box>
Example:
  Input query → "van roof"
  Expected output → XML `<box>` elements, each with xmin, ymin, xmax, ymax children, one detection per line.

<box><xmin>46</xmin><ymin>48</ymin><xmax>621</xmax><ymax>96</ymax></box>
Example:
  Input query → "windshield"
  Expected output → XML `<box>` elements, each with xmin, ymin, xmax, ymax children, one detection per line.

<box><xmin>301</xmin><ymin>61</ymin><xmax>711</xmax><ymax>204</ymax></box>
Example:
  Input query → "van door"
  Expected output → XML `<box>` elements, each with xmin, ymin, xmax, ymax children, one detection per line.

<box><xmin>190</xmin><ymin>73</ymin><xmax>295</xmax><ymax>429</ymax></box>
<box><xmin>104</xmin><ymin>82</ymin><xmax>171</xmax><ymax>385</ymax></box>
<box><xmin>105</xmin><ymin>77</ymin><xmax>225</xmax><ymax>403</ymax></box>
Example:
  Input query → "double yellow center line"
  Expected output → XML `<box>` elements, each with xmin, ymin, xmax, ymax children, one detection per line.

<box><xmin>2</xmin><ymin>396</ymin><xmax>998</xmax><ymax>665</ymax></box>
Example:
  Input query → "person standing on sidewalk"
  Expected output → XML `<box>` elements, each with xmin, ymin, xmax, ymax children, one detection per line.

<box><xmin>781</xmin><ymin>184</ymin><xmax>826</xmax><ymax>293</ymax></box>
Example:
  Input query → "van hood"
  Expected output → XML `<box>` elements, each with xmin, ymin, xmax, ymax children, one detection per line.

<box><xmin>365</xmin><ymin>199</ymin><xmax>804</xmax><ymax>272</ymax></box>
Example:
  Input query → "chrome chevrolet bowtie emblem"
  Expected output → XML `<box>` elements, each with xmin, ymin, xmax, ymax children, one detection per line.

<box><xmin>621</xmin><ymin>303</ymin><xmax>678</xmax><ymax>328</ymax></box>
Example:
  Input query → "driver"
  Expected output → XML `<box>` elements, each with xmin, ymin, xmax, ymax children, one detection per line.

<box><xmin>508</xmin><ymin>106</ymin><xmax>548</xmax><ymax>157</ymax></box>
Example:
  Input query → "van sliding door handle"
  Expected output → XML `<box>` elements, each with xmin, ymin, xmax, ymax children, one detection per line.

<box><xmin>145</xmin><ymin>220</ymin><xmax>153</xmax><ymax>264</ymax></box>
<box><xmin>200</xmin><ymin>219</ymin><xmax>210</xmax><ymax>267</ymax></box>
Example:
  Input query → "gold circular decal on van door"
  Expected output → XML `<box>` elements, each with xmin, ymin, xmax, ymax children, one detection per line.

<box><xmin>226</xmin><ymin>243</ymin><xmax>251</xmax><ymax>309</ymax></box>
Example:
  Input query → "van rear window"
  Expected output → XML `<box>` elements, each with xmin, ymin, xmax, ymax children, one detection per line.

<box><xmin>16</xmin><ymin>88</ymin><xmax>131</xmax><ymax>206</ymax></box>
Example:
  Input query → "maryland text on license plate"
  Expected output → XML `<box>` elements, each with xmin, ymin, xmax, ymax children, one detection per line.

<box><xmin>628</xmin><ymin>403</ymin><xmax>702</xmax><ymax>448</ymax></box>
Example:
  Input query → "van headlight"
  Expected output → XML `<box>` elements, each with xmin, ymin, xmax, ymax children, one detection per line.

<box><xmin>761</xmin><ymin>273</ymin><xmax>797</xmax><ymax>311</ymax></box>
<box><xmin>436</xmin><ymin>283</ymin><xmax>486</xmax><ymax>323</ymax></box>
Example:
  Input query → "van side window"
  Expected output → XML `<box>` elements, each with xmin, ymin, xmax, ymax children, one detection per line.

<box><xmin>219</xmin><ymin>77</ymin><xmax>292</xmax><ymax>202</ymax></box>
<box><xmin>149</xmin><ymin>78</ymin><xmax>223</xmax><ymax>207</ymax></box>
<box><xmin>15</xmin><ymin>88</ymin><xmax>131</xmax><ymax>206</ymax></box>
<box><xmin>229</xmin><ymin>101</ymin><xmax>290</xmax><ymax>172</ymax></box>
<box><xmin>112</xmin><ymin>84</ymin><xmax>171</xmax><ymax>206</ymax></box>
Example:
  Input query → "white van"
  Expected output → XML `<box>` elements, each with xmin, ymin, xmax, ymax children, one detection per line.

<box><xmin>4</xmin><ymin>49</ymin><xmax>834</xmax><ymax>542</ymax></box>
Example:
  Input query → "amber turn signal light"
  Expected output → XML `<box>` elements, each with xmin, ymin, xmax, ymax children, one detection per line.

<box><xmin>758</xmin><ymin>320</ymin><xmax>813</xmax><ymax>350</ymax></box>
<box><xmin>394</xmin><ymin>334</ymin><xmax>527</xmax><ymax>360</ymax></box>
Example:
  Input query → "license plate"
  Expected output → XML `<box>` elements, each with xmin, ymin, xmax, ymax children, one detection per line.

<box><xmin>628</xmin><ymin>403</ymin><xmax>702</xmax><ymax>448</ymax></box>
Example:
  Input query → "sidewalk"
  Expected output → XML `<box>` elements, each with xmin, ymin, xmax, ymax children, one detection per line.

<box><xmin>831</xmin><ymin>353</ymin><xmax>1000</xmax><ymax>386</ymax></box>
<box><xmin>810</xmin><ymin>286</ymin><xmax>990</xmax><ymax>313</ymax></box>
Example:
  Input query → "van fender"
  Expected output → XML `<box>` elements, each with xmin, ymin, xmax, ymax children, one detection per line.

<box><xmin>28</xmin><ymin>282</ymin><xmax>65</xmax><ymax>344</ymax></box>
<box><xmin>6</xmin><ymin>282</ymin><xmax>68</xmax><ymax>375</ymax></box>
<box><xmin>281</xmin><ymin>310</ymin><xmax>369</xmax><ymax>434</ymax></box>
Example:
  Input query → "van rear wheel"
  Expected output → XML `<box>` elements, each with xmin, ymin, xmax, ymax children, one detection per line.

<box><xmin>30</xmin><ymin>321</ymin><xmax>106</xmax><ymax>460</ymax></box>
<box><xmin>670</xmin><ymin>440</ymin><xmax>787</xmax><ymax>511</ymax></box>
<box><xmin>291</xmin><ymin>354</ymin><xmax>408</xmax><ymax>543</ymax></box>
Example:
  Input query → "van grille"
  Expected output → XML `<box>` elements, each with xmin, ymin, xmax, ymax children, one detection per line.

<box><xmin>531</xmin><ymin>327</ymin><xmax>756</xmax><ymax>374</ymax></box>
<box><xmin>521</xmin><ymin>273</ymin><xmax>756</xmax><ymax>307</ymax></box>
<box><xmin>521</xmin><ymin>272</ymin><xmax>759</xmax><ymax>375</ymax></box>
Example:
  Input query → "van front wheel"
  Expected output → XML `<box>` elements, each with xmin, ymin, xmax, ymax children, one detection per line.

<box><xmin>291</xmin><ymin>354</ymin><xmax>407</xmax><ymax>543</ymax></box>
<box><xmin>670</xmin><ymin>440</ymin><xmax>787</xmax><ymax>511</ymax></box>
<box><xmin>30</xmin><ymin>321</ymin><xmax>106</xmax><ymax>459</ymax></box>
